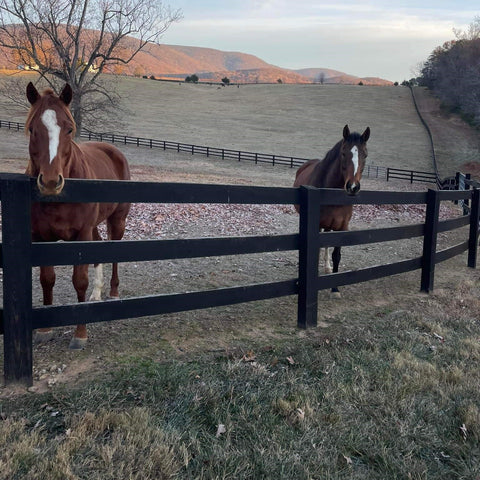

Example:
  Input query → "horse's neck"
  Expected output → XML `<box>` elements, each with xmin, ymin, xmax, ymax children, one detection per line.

<box><xmin>318</xmin><ymin>148</ymin><xmax>344</xmax><ymax>189</ymax></box>
<box><xmin>66</xmin><ymin>141</ymin><xmax>88</xmax><ymax>178</ymax></box>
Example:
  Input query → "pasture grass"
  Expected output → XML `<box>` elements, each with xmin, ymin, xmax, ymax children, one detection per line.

<box><xmin>2</xmin><ymin>281</ymin><xmax>480</xmax><ymax>479</ymax></box>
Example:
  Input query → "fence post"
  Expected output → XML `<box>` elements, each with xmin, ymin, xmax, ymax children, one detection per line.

<box><xmin>468</xmin><ymin>188</ymin><xmax>480</xmax><ymax>268</ymax></box>
<box><xmin>421</xmin><ymin>188</ymin><xmax>440</xmax><ymax>292</ymax></box>
<box><xmin>386</xmin><ymin>168</ymin><xmax>390</xmax><ymax>182</ymax></box>
<box><xmin>297</xmin><ymin>186</ymin><xmax>320</xmax><ymax>329</ymax></box>
<box><xmin>464</xmin><ymin>174</ymin><xmax>472</xmax><ymax>214</ymax></box>
<box><xmin>1</xmin><ymin>173</ymin><xmax>33</xmax><ymax>386</ymax></box>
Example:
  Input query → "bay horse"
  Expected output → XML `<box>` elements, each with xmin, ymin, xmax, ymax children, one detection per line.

<box><xmin>25</xmin><ymin>82</ymin><xmax>131</xmax><ymax>349</ymax></box>
<box><xmin>294</xmin><ymin>124</ymin><xmax>370</xmax><ymax>297</ymax></box>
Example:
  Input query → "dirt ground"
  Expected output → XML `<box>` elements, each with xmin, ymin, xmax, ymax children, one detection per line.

<box><xmin>0</xmin><ymin>86</ymin><xmax>479</xmax><ymax>394</ymax></box>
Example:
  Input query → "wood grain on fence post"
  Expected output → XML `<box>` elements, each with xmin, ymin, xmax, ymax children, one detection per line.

<box><xmin>1</xmin><ymin>173</ymin><xmax>33</xmax><ymax>386</ymax></box>
<box><xmin>297</xmin><ymin>186</ymin><xmax>320</xmax><ymax>328</ymax></box>
<box><xmin>468</xmin><ymin>188</ymin><xmax>480</xmax><ymax>268</ymax></box>
<box><xmin>421</xmin><ymin>188</ymin><xmax>440</xmax><ymax>292</ymax></box>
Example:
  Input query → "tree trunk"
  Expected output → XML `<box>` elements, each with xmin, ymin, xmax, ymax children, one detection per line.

<box><xmin>71</xmin><ymin>94</ymin><xmax>83</xmax><ymax>137</ymax></box>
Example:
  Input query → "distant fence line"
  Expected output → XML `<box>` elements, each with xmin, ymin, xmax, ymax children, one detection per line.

<box><xmin>0</xmin><ymin>119</ymin><xmax>438</xmax><ymax>185</ymax></box>
<box><xmin>409</xmin><ymin>86</ymin><xmax>437</xmax><ymax>173</ymax></box>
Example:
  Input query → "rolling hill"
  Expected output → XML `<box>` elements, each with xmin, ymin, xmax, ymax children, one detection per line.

<box><xmin>120</xmin><ymin>43</ymin><xmax>393</xmax><ymax>85</ymax></box>
<box><xmin>0</xmin><ymin>30</ymin><xmax>393</xmax><ymax>85</ymax></box>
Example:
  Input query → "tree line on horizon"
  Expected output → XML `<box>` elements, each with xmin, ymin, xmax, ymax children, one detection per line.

<box><xmin>418</xmin><ymin>17</ymin><xmax>480</xmax><ymax>126</ymax></box>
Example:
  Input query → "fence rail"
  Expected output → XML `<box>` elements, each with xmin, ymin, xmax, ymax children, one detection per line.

<box><xmin>385</xmin><ymin>167</ymin><xmax>437</xmax><ymax>184</ymax></box>
<box><xmin>0</xmin><ymin>173</ymin><xmax>479</xmax><ymax>386</ymax></box>
<box><xmin>1</xmin><ymin>119</ymin><xmax>436</xmax><ymax>184</ymax></box>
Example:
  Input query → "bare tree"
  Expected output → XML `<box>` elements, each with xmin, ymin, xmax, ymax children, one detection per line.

<box><xmin>0</xmin><ymin>0</ymin><xmax>182</xmax><ymax>132</ymax></box>
<box><xmin>419</xmin><ymin>33</ymin><xmax>480</xmax><ymax>125</ymax></box>
<box><xmin>453</xmin><ymin>15</ymin><xmax>480</xmax><ymax>41</ymax></box>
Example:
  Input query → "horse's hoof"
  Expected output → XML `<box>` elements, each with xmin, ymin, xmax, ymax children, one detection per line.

<box><xmin>325</xmin><ymin>267</ymin><xmax>333</xmax><ymax>274</ymax></box>
<box><xmin>34</xmin><ymin>330</ymin><xmax>54</xmax><ymax>343</ymax></box>
<box><xmin>330</xmin><ymin>291</ymin><xmax>342</xmax><ymax>299</ymax></box>
<box><xmin>69</xmin><ymin>337</ymin><xmax>88</xmax><ymax>350</ymax></box>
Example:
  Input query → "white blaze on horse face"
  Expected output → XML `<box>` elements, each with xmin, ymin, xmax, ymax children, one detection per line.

<box><xmin>41</xmin><ymin>109</ymin><xmax>61</xmax><ymax>164</ymax></box>
<box><xmin>351</xmin><ymin>146</ymin><xmax>359</xmax><ymax>176</ymax></box>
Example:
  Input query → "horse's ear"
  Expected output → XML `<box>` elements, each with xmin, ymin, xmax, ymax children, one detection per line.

<box><xmin>60</xmin><ymin>84</ymin><xmax>73</xmax><ymax>106</ymax></box>
<box><xmin>26</xmin><ymin>82</ymin><xmax>39</xmax><ymax>105</ymax></box>
<box><xmin>361</xmin><ymin>127</ymin><xmax>371</xmax><ymax>143</ymax></box>
<box><xmin>343</xmin><ymin>125</ymin><xmax>350</xmax><ymax>140</ymax></box>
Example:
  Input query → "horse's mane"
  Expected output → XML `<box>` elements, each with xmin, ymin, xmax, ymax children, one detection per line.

<box><xmin>322</xmin><ymin>140</ymin><xmax>342</xmax><ymax>165</ymax></box>
<box><xmin>322</xmin><ymin>131</ymin><xmax>364</xmax><ymax>164</ymax></box>
<box><xmin>25</xmin><ymin>88</ymin><xmax>76</xmax><ymax>137</ymax></box>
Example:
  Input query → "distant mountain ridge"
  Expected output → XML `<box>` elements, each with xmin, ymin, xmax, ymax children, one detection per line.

<box><xmin>127</xmin><ymin>44</ymin><xmax>393</xmax><ymax>85</ymax></box>
<box><xmin>0</xmin><ymin>31</ymin><xmax>393</xmax><ymax>85</ymax></box>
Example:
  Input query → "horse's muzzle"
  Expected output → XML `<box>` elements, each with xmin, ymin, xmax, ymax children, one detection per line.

<box><xmin>345</xmin><ymin>181</ymin><xmax>361</xmax><ymax>196</ymax></box>
<box><xmin>37</xmin><ymin>173</ymin><xmax>65</xmax><ymax>195</ymax></box>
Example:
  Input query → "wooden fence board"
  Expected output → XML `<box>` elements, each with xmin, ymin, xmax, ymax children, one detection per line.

<box><xmin>31</xmin><ymin>279</ymin><xmax>299</xmax><ymax>329</ymax></box>
<box><xmin>436</xmin><ymin>241</ymin><xmax>469</xmax><ymax>263</ymax></box>
<box><xmin>316</xmin><ymin>257</ymin><xmax>423</xmax><ymax>290</ymax></box>
<box><xmin>31</xmin><ymin>234</ymin><xmax>300</xmax><ymax>266</ymax></box>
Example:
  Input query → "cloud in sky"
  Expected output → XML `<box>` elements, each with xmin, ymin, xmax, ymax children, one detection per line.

<box><xmin>163</xmin><ymin>1</ymin><xmax>479</xmax><ymax>81</ymax></box>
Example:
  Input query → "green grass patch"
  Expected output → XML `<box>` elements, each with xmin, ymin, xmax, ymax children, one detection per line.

<box><xmin>2</xmin><ymin>296</ymin><xmax>480</xmax><ymax>479</ymax></box>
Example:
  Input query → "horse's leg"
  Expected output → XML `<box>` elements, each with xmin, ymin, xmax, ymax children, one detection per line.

<box><xmin>324</xmin><ymin>247</ymin><xmax>333</xmax><ymax>274</ymax></box>
<box><xmin>69</xmin><ymin>227</ymin><xmax>93</xmax><ymax>350</ymax></box>
<box><xmin>331</xmin><ymin>246</ymin><xmax>342</xmax><ymax>298</ymax></box>
<box><xmin>34</xmin><ymin>265</ymin><xmax>56</xmax><ymax>343</ymax></box>
<box><xmin>69</xmin><ymin>263</ymin><xmax>90</xmax><ymax>349</ymax></box>
<box><xmin>89</xmin><ymin>227</ymin><xmax>104</xmax><ymax>302</ymax></box>
<box><xmin>107</xmin><ymin>207</ymin><xmax>128</xmax><ymax>298</ymax></box>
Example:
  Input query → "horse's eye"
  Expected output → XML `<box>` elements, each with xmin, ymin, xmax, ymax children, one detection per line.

<box><xmin>28</xmin><ymin>127</ymin><xmax>33</xmax><ymax>134</ymax></box>
<box><xmin>67</xmin><ymin>128</ymin><xmax>73</xmax><ymax>134</ymax></box>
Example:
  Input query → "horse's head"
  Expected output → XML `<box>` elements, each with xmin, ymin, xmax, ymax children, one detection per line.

<box><xmin>25</xmin><ymin>82</ymin><xmax>76</xmax><ymax>195</ymax></box>
<box><xmin>340</xmin><ymin>124</ymin><xmax>370</xmax><ymax>196</ymax></box>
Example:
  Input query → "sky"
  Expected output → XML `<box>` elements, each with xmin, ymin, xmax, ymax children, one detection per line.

<box><xmin>160</xmin><ymin>1</ymin><xmax>479</xmax><ymax>82</ymax></box>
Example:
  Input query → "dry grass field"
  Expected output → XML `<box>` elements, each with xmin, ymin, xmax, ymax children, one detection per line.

<box><xmin>2</xmin><ymin>73</ymin><xmax>479</xmax><ymax>178</ymax></box>
<box><xmin>0</xmin><ymin>74</ymin><xmax>432</xmax><ymax>170</ymax></box>
<box><xmin>1</xmin><ymin>75</ymin><xmax>480</xmax><ymax>479</ymax></box>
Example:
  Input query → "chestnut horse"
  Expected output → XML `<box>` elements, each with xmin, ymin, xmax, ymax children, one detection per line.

<box><xmin>25</xmin><ymin>82</ymin><xmax>131</xmax><ymax>349</ymax></box>
<box><xmin>294</xmin><ymin>124</ymin><xmax>370</xmax><ymax>296</ymax></box>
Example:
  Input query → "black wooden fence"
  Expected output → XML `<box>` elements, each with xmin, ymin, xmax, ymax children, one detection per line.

<box><xmin>0</xmin><ymin>119</ymin><xmax>437</xmax><ymax>183</ymax></box>
<box><xmin>0</xmin><ymin>174</ymin><xmax>478</xmax><ymax>386</ymax></box>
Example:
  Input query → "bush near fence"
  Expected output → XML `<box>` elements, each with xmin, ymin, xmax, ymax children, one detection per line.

<box><xmin>0</xmin><ymin>173</ymin><xmax>478</xmax><ymax>386</ymax></box>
